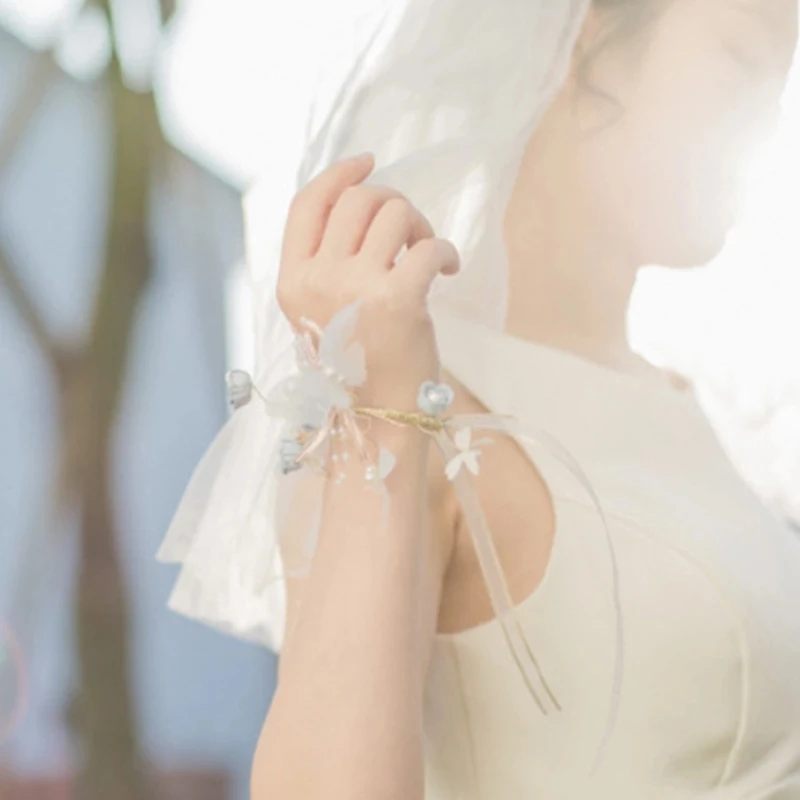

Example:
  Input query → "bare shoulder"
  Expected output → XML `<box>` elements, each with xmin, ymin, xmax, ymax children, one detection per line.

<box><xmin>432</xmin><ymin>368</ymin><xmax>557</xmax><ymax>635</ymax></box>
<box><xmin>418</xmin><ymin>369</ymin><xmax>462</xmax><ymax>646</ymax></box>
<box><xmin>424</xmin><ymin>367</ymin><xmax>487</xmax><ymax>541</ymax></box>
<box><xmin>423</xmin><ymin>368</ymin><xmax>496</xmax><ymax>635</ymax></box>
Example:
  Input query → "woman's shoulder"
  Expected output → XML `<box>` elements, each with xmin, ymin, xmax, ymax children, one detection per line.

<box><xmin>433</xmin><ymin>368</ymin><xmax>558</xmax><ymax>635</ymax></box>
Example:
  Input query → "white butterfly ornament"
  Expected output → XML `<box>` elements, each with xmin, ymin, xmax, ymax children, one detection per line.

<box><xmin>445</xmin><ymin>426</ymin><xmax>495</xmax><ymax>481</ymax></box>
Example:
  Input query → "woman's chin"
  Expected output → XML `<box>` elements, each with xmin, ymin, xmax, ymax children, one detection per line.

<box><xmin>652</xmin><ymin>198</ymin><xmax>738</xmax><ymax>268</ymax></box>
<box><xmin>644</xmin><ymin>224</ymin><xmax>731</xmax><ymax>269</ymax></box>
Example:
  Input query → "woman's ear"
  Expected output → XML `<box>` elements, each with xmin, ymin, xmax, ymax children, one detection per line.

<box><xmin>569</xmin><ymin>3</ymin><xmax>606</xmax><ymax>79</ymax></box>
<box><xmin>566</xmin><ymin>4</ymin><xmax>637</xmax><ymax>135</ymax></box>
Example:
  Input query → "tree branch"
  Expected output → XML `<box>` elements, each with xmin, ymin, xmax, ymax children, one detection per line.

<box><xmin>0</xmin><ymin>51</ymin><xmax>60</xmax><ymax>364</ymax></box>
<box><xmin>0</xmin><ymin>247</ymin><xmax>61</xmax><ymax>363</ymax></box>
<box><xmin>0</xmin><ymin>52</ymin><xmax>57</xmax><ymax>172</ymax></box>
<box><xmin>159</xmin><ymin>0</ymin><xmax>177</xmax><ymax>26</ymax></box>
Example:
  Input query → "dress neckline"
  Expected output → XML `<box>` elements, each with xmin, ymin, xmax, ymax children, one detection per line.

<box><xmin>436</xmin><ymin>310</ymin><xmax>697</xmax><ymax>408</ymax></box>
<box><xmin>502</xmin><ymin>326</ymin><xmax>693</xmax><ymax>400</ymax></box>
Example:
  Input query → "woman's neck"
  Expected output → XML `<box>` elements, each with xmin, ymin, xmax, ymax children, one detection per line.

<box><xmin>501</xmin><ymin>115</ymin><xmax>646</xmax><ymax>375</ymax></box>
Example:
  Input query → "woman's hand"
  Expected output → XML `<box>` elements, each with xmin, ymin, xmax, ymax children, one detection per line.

<box><xmin>276</xmin><ymin>153</ymin><xmax>460</xmax><ymax>409</ymax></box>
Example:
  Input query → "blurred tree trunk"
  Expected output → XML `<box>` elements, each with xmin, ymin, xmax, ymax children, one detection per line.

<box><xmin>0</xmin><ymin>11</ymin><xmax>165</xmax><ymax>800</ymax></box>
<box><xmin>70</xmin><ymin>44</ymin><xmax>163</xmax><ymax>800</ymax></box>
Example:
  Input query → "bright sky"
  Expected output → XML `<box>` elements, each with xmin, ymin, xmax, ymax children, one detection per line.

<box><xmin>0</xmin><ymin>0</ymin><xmax>159</xmax><ymax>82</ymax></box>
<box><xmin>156</xmin><ymin>0</ymin><xmax>384</xmax><ymax>188</ymax></box>
<box><xmin>0</xmin><ymin>0</ymin><xmax>78</xmax><ymax>47</ymax></box>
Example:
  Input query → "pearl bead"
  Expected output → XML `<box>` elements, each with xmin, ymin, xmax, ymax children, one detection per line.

<box><xmin>417</xmin><ymin>380</ymin><xmax>454</xmax><ymax>415</ymax></box>
<box><xmin>225</xmin><ymin>369</ymin><xmax>254</xmax><ymax>410</ymax></box>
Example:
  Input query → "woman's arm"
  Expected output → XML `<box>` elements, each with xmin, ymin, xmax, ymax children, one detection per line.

<box><xmin>250</xmin><ymin>153</ymin><xmax>461</xmax><ymax>800</ymax></box>
<box><xmin>252</xmin><ymin>421</ymin><xmax>455</xmax><ymax>800</ymax></box>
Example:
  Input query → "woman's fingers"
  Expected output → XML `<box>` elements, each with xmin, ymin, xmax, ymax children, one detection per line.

<box><xmin>359</xmin><ymin>197</ymin><xmax>435</xmax><ymax>268</ymax></box>
<box><xmin>317</xmin><ymin>184</ymin><xmax>406</xmax><ymax>258</ymax></box>
<box><xmin>390</xmin><ymin>237</ymin><xmax>461</xmax><ymax>302</ymax></box>
<box><xmin>281</xmin><ymin>153</ymin><xmax>375</xmax><ymax>262</ymax></box>
<box><xmin>278</xmin><ymin>151</ymin><xmax>459</xmax><ymax>323</ymax></box>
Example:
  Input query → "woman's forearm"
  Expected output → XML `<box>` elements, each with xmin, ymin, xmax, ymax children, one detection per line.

<box><xmin>251</xmin><ymin>150</ymin><xmax>458</xmax><ymax>800</ymax></box>
<box><xmin>252</xmin><ymin>421</ymin><xmax>434</xmax><ymax>800</ymax></box>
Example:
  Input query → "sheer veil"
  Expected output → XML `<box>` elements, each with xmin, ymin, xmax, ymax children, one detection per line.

<box><xmin>157</xmin><ymin>0</ymin><xmax>624</xmax><ymax>768</ymax></box>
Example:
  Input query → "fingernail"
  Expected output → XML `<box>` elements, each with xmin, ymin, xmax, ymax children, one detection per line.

<box><xmin>352</xmin><ymin>151</ymin><xmax>374</xmax><ymax>162</ymax></box>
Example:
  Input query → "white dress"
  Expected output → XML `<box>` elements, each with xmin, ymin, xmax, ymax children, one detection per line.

<box><xmin>423</xmin><ymin>310</ymin><xmax>800</xmax><ymax>800</ymax></box>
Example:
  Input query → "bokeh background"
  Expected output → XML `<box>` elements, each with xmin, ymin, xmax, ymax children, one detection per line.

<box><xmin>0</xmin><ymin>1</ymin><xmax>798</xmax><ymax>798</ymax></box>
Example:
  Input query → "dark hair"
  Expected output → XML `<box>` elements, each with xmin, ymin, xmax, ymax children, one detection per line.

<box><xmin>590</xmin><ymin>0</ymin><xmax>665</xmax><ymax>48</ymax></box>
<box><xmin>576</xmin><ymin>0</ymin><xmax>666</xmax><ymax>128</ymax></box>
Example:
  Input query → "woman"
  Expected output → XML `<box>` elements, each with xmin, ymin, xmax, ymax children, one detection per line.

<box><xmin>159</xmin><ymin>0</ymin><xmax>800</xmax><ymax>797</ymax></box>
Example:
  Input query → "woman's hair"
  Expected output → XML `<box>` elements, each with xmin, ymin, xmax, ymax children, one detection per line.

<box><xmin>587</xmin><ymin>0</ymin><xmax>667</xmax><ymax>62</ymax></box>
<box><xmin>590</xmin><ymin>0</ymin><xmax>666</xmax><ymax>50</ymax></box>
<box><xmin>578</xmin><ymin>0</ymin><xmax>667</xmax><ymax>119</ymax></box>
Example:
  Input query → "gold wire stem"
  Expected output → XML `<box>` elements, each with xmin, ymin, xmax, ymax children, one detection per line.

<box><xmin>352</xmin><ymin>406</ymin><xmax>448</xmax><ymax>433</ymax></box>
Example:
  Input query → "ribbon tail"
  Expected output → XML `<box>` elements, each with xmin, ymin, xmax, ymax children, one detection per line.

<box><xmin>445</xmin><ymin>413</ymin><xmax>624</xmax><ymax>772</ymax></box>
<box><xmin>378</xmin><ymin>480</ymin><xmax>392</xmax><ymax>535</ymax></box>
<box><xmin>342</xmin><ymin>413</ymin><xmax>375</xmax><ymax>468</ymax></box>
<box><xmin>431</xmin><ymin>427</ymin><xmax>556</xmax><ymax>716</ymax></box>
<box><xmin>297</xmin><ymin>409</ymin><xmax>337</xmax><ymax>465</ymax></box>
